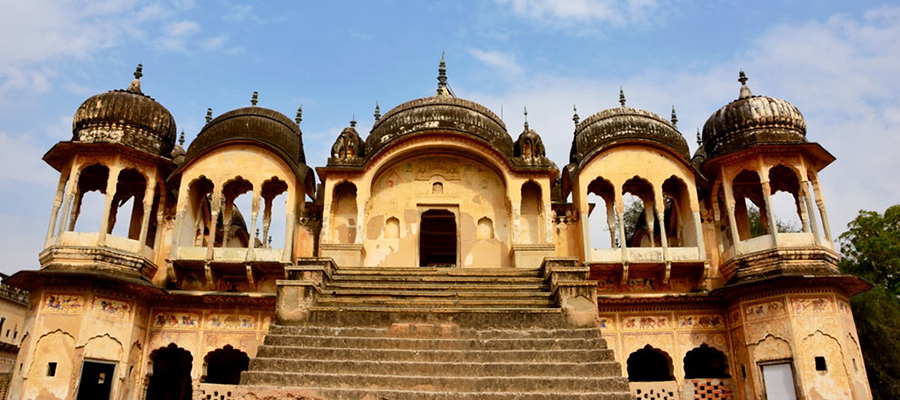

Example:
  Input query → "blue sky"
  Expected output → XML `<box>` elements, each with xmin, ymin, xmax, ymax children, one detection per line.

<box><xmin>1</xmin><ymin>0</ymin><xmax>898</xmax><ymax>274</ymax></box>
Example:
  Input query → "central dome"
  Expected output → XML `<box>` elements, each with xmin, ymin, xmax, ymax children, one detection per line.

<box><xmin>570</xmin><ymin>104</ymin><xmax>689</xmax><ymax>166</ymax></box>
<box><xmin>366</xmin><ymin>95</ymin><xmax>513</xmax><ymax>159</ymax></box>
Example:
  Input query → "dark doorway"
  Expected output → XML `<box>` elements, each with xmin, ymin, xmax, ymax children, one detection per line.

<box><xmin>684</xmin><ymin>343</ymin><xmax>730</xmax><ymax>379</ymax></box>
<box><xmin>146</xmin><ymin>343</ymin><xmax>193</xmax><ymax>400</ymax></box>
<box><xmin>627</xmin><ymin>344</ymin><xmax>674</xmax><ymax>382</ymax></box>
<box><xmin>420</xmin><ymin>209</ymin><xmax>457</xmax><ymax>267</ymax></box>
<box><xmin>204</xmin><ymin>345</ymin><xmax>250</xmax><ymax>384</ymax></box>
<box><xmin>76</xmin><ymin>361</ymin><xmax>115</xmax><ymax>400</ymax></box>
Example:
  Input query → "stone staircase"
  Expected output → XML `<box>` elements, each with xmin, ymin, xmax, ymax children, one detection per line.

<box><xmin>237</xmin><ymin>260</ymin><xmax>631</xmax><ymax>400</ymax></box>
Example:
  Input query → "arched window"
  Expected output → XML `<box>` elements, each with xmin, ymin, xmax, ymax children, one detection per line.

<box><xmin>70</xmin><ymin>163</ymin><xmax>110</xmax><ymax>233</ymax></box>
<box><xmin>203</xmin><ymin>345</ymin><xmax>249</xmax><ymax>385</ymax></box>
<box><xmin>587</xmin><ymin>177</ymin><xmax>617</xmax><ymax>249</ymax></box>
<box><xmin>331</xmin><ymin>182</ymin><xmax>358</xmax><ymax>244</ymax></box>
<box><xmin>221</xmin><ymin>177</ymin><xmax>254</xmax><ymax>248</ymax></box>
<box><xmin>732</xmin><ymin>170</ymin><xmax>766</xmax><ymax>240</ymax></box>
<box><xmin>145</xmin><ymin>343</ymin><xmax>193</xmax><ymax>400</ymax></box>
<box><xmin>520</xmin><ymin>181</ymin><xmax>542</xmax><ymax>244</ymax></box>
<box><xmin>684</xmin><ymin>343</ymin><xmax>730</xmax><ymax>379</ymax></box>
<box><xmin>627</xmin><ymin>345</ymin><xmax>674</xmax><ymax>382</ymax></box>
<box><xmin>109</xmin><ymin>168</ymin><xmax>148</xmax><ymax>240</ymax></box>
<box><xmin>186</xmin><ymin>177</ymin><xmax>214</xmax><ymax>246</ymax></box>
<box><xmin>622</xmin><ymin>177</ymin><xmax>655</xmax><ymax>247</ymax></box>
<box><xmin>260</xmin><ymin>178</ymin><xmax>289</xmax><ymax>248</ymax></box>
<box><xmin>768</xmin><ymin>165</ymin><xmax>803</xmax><ymax>233</ymax></box>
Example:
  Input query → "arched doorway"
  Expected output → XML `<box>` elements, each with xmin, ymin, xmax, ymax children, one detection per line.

<box><xmin>684</xmin><ymin>343</ymin><xmax>730</xmax><ymax>379</ymax></box>
<box><xmin>145</xmin><ymin>343</ymin><xmax>193</xmax><ymax>400</ymax></box>
<box><xmin>420</xmin><ymin>209</ymin><xmax>457</xmax><ymax>267</ymax></box>
<box><xmin>627</xmin><ymin>344</ymin><xmax>674</xmax><ymax>382</ymax></box>
<box><xmin>203</xmin><ymin>345</ymin><xmax>249</xmax><ymax>385</ymax></box>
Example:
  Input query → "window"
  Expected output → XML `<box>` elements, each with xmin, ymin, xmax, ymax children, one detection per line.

<box><xmin>815</xmin><ymin>356</ymin><xmax>827</xmax><ymax>372</ymax></box>
<box><xmin>47</xmin><ymin>362</ymin><xmax>57</xmax><ymax>377</ymax></box>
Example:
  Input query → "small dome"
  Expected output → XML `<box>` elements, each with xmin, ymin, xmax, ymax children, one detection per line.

<box><xmin>366</xmin><ymin>95</ymin><xmax>513</xmax><ymax>159</ymax></box>
<box><xmin>701</xmin><ymin>72</ymin><xmax>806</xmax><ymax>159</ymax></box>
<box><xmin>185</xmin><ymin>105</ymin><xmax>306</xmax><ymax>170</ymax></box>
<box><xmin>72</xmin><ymin>64</ymin><xmax>176</xmax><ymax>157</ymax></box>
<box><xmin>570</xmin><ymin>103</ymin><xmax>689</xmax><ymax>166</ymax></box>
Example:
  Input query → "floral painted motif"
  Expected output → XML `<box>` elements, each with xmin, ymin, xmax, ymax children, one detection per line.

<box><xmin>43</xmin><ymin>294</ymin><xmax>85</xmax><ymax>314</ymax></box>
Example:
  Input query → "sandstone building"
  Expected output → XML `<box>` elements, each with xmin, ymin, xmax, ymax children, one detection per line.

<box><xmin>5</xmin><ymin>60</ymin><xmax>873</xmax><ymax>400</ymax></box>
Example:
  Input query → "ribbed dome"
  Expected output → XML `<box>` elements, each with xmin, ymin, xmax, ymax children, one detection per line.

<box><xmin>702</xmin><ymin>72</ymin><xmax>806</xmax><ymax>159</ymax></box>
<box><xmin>72</xmin><ymin>83</ymin><xmax>177</xmax><ymax>158</ymax></box>
<box><xmin>185</xmin><ymin>106</ymin><xmax>306</xmax><ymax>168</ymax></box>
<box><xmin>366</xmin><ymin>95</ymin><xmax>513</xmax><ymax>159</ymax></box>
<box><xmin>571</xmin><ymin>105</ymin><xmax>689</xmax><ymax>165</ymax></box>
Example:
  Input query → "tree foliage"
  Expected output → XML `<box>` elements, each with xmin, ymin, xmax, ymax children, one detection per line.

<box><xmin>839</xmin><ymin>205</ymin><xmax>900</xmax><ymax>400</ymax></box>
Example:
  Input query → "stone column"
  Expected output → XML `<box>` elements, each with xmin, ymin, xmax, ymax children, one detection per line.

<box><xmin>802</xmin><ymin>181</ymin><xmax>822</xmax><ymax>245</ymax></box>
<box><xmin>46</xmin><ymin>165</ymin><xmax>72</xmax><ymax>246</ymax></box>
<box><xmin>721</xmin><ymin>169</ymin><xmax>742</xmax><ymax>254</ymax></box>
<box><xmin>283</xmin><ymin>185</ymin><xmax>297</xmax><ymax>262</ymax></box>
<box><xmin>810</xmin><ymin>174</ymin><xmax>833</xmax><ymax>243</ymax></box>
<box><xmin>137</xmin><ymin>175</ymin><xmax>157</xmax><ymax>246</ymax></box>
<box><xmin>98</xmin><ymin>164</ymin><xmax>123</xmax><ymax>246</ymax></box>
<box><xmin>760</xmin><ymin>180</ymin><xmax>780</xmax><ymax>246</ymax></box>
<box><xmin>248</xmin><ymin>189</ymin><xmax>261</xmax><ymax>250</ymax></box>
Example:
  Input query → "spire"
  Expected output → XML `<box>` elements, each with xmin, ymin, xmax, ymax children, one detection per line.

<box><xmin>437</xmin><ymin>53</ymin><xmax>448</xmax><ymax>96</ymax></box>
<box><xmin>738</xmin><ymin>70</ymin><xmax>753</xmax><ymax>99</ymax></box>
<box><xmin>671</xmin><ymin>106</ymin><xmax>678</xmax><ymax>127</ymax></box>
<box><xmin>350</xmin><ymin>115</ymin><xmax>357</xmax><ymax>128</ymax></box>
<box><xmin>127</xmin><ymin>63</ymin><xmax>143</xmax><ymax>93</ymax></box>
<box><xmin>179</xmin><ymin>130</ymin><xmax>185</xmax><ymax>146</ymax></box>
<box><xmin>523</xmin><ymin>107</ymin><xmax>529</xmax><ymax>130</ymax></box>
<box><xmin>205</xmin><ymin>108</ymin><xmax>212</xmax><ymax>124</ymax></box>
<box><xmin>295</xmin><ymin>105</ymin><xmax>303</xmax><ymax>126</ymax></box>
<box><xmin>251</xmin><ymin>91</ymin><xmax>258</xmax><ymax>106</ymax></box>
<box><xmin>619</xmin><ymin>87</ymin><xmax>626</xmax><ymax>107</ymax></box>
<box><xmin>374</xmin><ymin>101</ymin><xmax>381</xmax><ymax>121</ymax></box>
<box><xmin>696</xmin><ymin>128</ymin><xmax>702</xmax><ymax>145</ymax></box>
<box><xmin>572</xmin><ymin>104</ymin><xmax>580</xmax><ymax>126</ymax></box>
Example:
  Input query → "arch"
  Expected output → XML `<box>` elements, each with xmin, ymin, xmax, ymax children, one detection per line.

<box><xmin>185</xmin><ymin>176</ymin><xmax>214</xmax><ymax>246</ymax></box>
<box><xmin>477</xmin><ymin>217</ymin><xmax>494</xmax><ymax>240</ymax></box>
<box><xmin>260</xmin><ymin>177</ymin><xmax>289</xmax><ymax>249</ymax></box>
<box><xmin>684</xmin><ymin>343</ymin><xmax>730</xmax><ymax>379</ymax></box>
<box><xmin>627</xmin><ymin>344</ymin><xmax>674</xmax><ymax>382</ymax></box>
<box><xmin>732</xmin><ymin>169</ymin><xmax>767</xmax><ymax>240</ymax></box>
<box><xmin>587</xmin><ymin>176</ymin><xmax>617</xmax><ymax>249</ymax></box>
<box><xmin>768</xmin><ymin>164</ymin><xmax>803</xmax><ymax>233</ymax></box>
<box><xmin>70</xmin><ymin>163</ymin><xmax>110</xmax><ymax>233</ymax></box>
<box><xmin>221</xmin><ymin>177</ymin><xmax>254</xmax><ymax>248</ymax></box>
<box><xmin>520</xmin><ymin>181</ymin><xmax>543</xmax><ymax>244</ymax></box>
<box><xmin>385</xmin><ymin>217</ymin><xmax>400</xmax><ymax>239</ymax></box>
<box><xmin>331</xmin><ymin>181</ymin><xmax>358</xmax><ymax>244</ymax></box>
<box><xmin>109</xmin><ymin>168</ymin><xmax>149</xmax><ymax>239</ymax></box>
<box><xmin>145</xmin><ymin>343</ymin><xmax>193</xmax><ymax>400</ymax></box>
<box><xmin>662</xmin><ymin>175</ymin><xmax>697</xmax><ymax>247</ymax></box>
<box><xmin>202</xmin><ymin>344</ymin><xmax>249</xmax><ymax>385</ymax></box>
<box><xmin>622</xmin><ymin>176</ymin><xmax>655</xmax><ymax>247</ymax></box>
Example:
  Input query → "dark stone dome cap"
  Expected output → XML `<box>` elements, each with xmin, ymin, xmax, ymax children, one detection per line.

<box><xmin>366</xmin><ymin>95</ymin><xmax>514</xmax><ymax>160</ymax></box>
<box><xmin>701</xmin><ymin>72</ymin><xmax>807</xmax><ymax>159</ymax></box>
<box><xmin>184</xmin><ymin>105</ymin><xmax>308</xmax><ymax>173</ymax></box>
<box><xmin>570</xmin><ymin>105</ymin><xmax>689</xmax><ymax>167</ymax></box>
<box><xmin>72</xmin><ymin>66</ymin><xmax>177</xmax><ymax>158</ymax></box>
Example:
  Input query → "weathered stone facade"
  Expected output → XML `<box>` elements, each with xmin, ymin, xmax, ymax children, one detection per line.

<box><xmin>4</xmin><ymin>62</ymin><xmax>872</xmax><ymax>400</ymax></box>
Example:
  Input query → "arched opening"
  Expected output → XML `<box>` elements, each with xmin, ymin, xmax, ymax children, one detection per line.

<box><xmin>768</xmin><ymin>165</ymin><xmax>803</xmax><ymax>233</ymax></box>
<box><xmin>145</xmin><ymin>343</ymin><xmax>193</xmax><ymax>400</ymax></box>
<box><xmin>221</xmin><ymin>178</ymin><xmax>254</xmax><ymax>248</ymax></box>
<box><xmin>186</xmin><ymin>177</ymin><xmax>214</xmax><ymax>247</ymax></box>
<box><xmin>520</xmin><ymin>181</ymin><xmax>542</xmax><ymax>244</ymax></box>
<box><xmin>420</xmin><ymin>209</ymin><xmax>457</xmax><ymax>267</ymax></box>
<box><xmin>627</xmin><ymin>345</ymin><xmax>674</xmax><ymax>382</ymax></box>
<box><xmin>587</xmin><ymin>177</ymin><xmax>617</xmax><ymax>249</ymax></box>
<box><xmin>331</xmin><ymin>182</ymin><xmax>358</xmax><ymax>244</ymax></box>
<box><xmin>260</xmin><ymin>178</ymin><xmax>288</xmax><ymax>249</ymax></box>
<box><xmin>70</xmin><ymin>164</ymin><xmax>109</xmax><ymax>233</ymax></box>
<box><xmin>109</xmin><ymin>168</ymin><xmax>148</xmax><ymax>240</ymax></box>
<box><xmin>202</xmin><ymin>345</ymin><xmax>249</xmax><ymax>385</ymax></box>
<box><xmin>385</xmin><ymin>217</ymin><xmax>400</xmax><ymax>239</ymax></box>
<box><xmin>477</xmin><ymin>217</ymin><xmax>494</xmax><ymax>240</ymax></box>
<box><xmin>684</xmin><ymin>343</ymin><xmax>730</xmax><ymax>379</ymax></box>
<box><xmin>732</xmin><ymin>170</ymin><xmax>767</xmax><ymax>240</ymax></box>
<box><xmin>662</xmin><ymin>176</ymin><xmax>696</xmax><ymax>247</ymax></box>
<box><xmin>622</xmin><ymin>177</ymin><xmax>655</xmax><ymax>248</ymax></box>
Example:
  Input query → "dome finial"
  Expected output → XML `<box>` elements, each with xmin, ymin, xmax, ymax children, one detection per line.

<box><xmin>295</xmin><ymin>105</ymin><xmax>303</xmax><ymax>126</ymax></box>
<box><xmin>374</xmin><ymin>101</ymin><xmax>381</xmax><ymax>121</ymax></box>
<box><xmin>696</xmin><ymin>128</ymin><xmax>702</xmax><ymax>145</ymax></box>
<box><xmin>127</xmin><ymin>63</ymin><xmax>143</xmax><ymax>93</ymax></box>
<box><xmin>205</xmin><ymin>108</ymin><xmax>212</xmax><ymax>124</ymax></box>
<box><xmin>251</xmin><ymin>91</ymin><xmax>258</xmax><ymax>106</ymax></box>
<box><xmin>179</xmin><ymin>130</ymin><xmax>185</xmax><ymax>146</ymax></box>
<box><xmin>437</xmin><ymin>52</ymin><xmax>448</xmax><ymax>96</ymax></box>
<box><xmin>573</xmin><ymin>104</ymin><xmax>580</xmax><ymax>126</ymax></box>
<box><xmin>738</xmin><ymin>70</ymin><xmax>753</xmax><ymax>99</ymax></box>
<box><xmin>619</xmin><ymin>87</ymin><xmax>626</xmax><ymax>107</ymax></box>
<box><xmin>671</xmin><ymin>105</ymin><xmax>678</xmax><ymax>127</ymax></box>
<box><xmin>350</xmin><ymin>115</ymin><xmax>357</xmax><ymax>128</ymax></box>
<box><xmin>523</xmin><ymin>107</ymin><xmax>529</xmax><ymax>130</ymax></box>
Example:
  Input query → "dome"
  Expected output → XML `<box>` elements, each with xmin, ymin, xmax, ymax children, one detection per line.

<box><xmin>72</xmin><ymin>65</ymin><xmax>177</xmax><ymax>158</ymax></box>
<box><xmin>701</xmin><ymin>72</ymin><xmax>806</xmax><ymax>159</ymax></box>
<box><xmin>570</xmin><ymin>98</ymin><xmax>689</xmax><ymax>167</ymax></box>
<box><xmin>185</xmin><ymin>104</ymin><xmax>307</xmax><ymax>170</ymax></box>
<box><xmin>366</xmin><ymin>95</ymin><xmax>514</xmax><ymax>159</ymax></box>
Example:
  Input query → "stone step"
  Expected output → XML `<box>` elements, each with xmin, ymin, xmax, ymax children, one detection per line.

<box><xmin>254</xmin><ymin>346</ymin><xmax>618</xmax><ymax>363</ymax></box>
<box><xmin>300</xmin><ymin>307</ymin><xmax>571</xmax><ymax>328</ymax></box>
<box><xmin>248</xmin><ymin>358</ymin><xmax>623</xmax><ymax>377</ymax></box>
<box><xmin>234</xmin><ymin>386</ymin><xmax>633</xmax><ymax>400</ymax></box>
<box><xmin>240</xmin><ymin>372</ymin><xmax>631</xmax><ymax>393</ymax></box>
<box><xmin>267</xmin><ymin>325</ymin><xmax>603</xmax><ymax>339</ymax></box>
<box><xmin>322</xmin><ymin>288</ymin><xmax>552</xmax><ymax>298</ymax></box>
<box><xmin>262</xmin><ymin>334</ymin><xmax>609</xmax><ymax>351</ymax></box>
<box><xmin>314</xmin><ymin>297</ymin><xmax>555</xmax><ymax>308</ymax></box>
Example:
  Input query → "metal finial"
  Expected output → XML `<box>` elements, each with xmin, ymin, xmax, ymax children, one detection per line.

<box><xmin>134</xmin><ymin>64</ymin><xmax>143</xmax><ymax>80</ymax></box>
<box><xmin>437</xmin><ymin>52</ymin><xmax>448</xmax><ymax>95</ymax></box>
<box><xmin>267</xmin><ymin>236</ymin><xmax>272</xmax><ymax>247</ymax></box>
<box><xmin>696</xmin><ymin>129</ymin><xmax>702</xmax><ymax>145</ymax></box>
<box><xmin>374</xmin><ymin>101</ymin><xmax>381</xmax><ymax>121</ymax></box>
<box><xmin>179</xmin><ymin>130</ymin><xmax>185</xmax><ymax>146</ymax></box>
<box><xmin>127</xmin><ymin>63</ymin><xmax>144</xmax><ymax>93</ymax></box>
<box><xmin>523</xmin><ymin>107</ymin><xmax>529</xmax><ymax>130</ymax></box>
<box><xmin>619</xmin><ymin>87</ymin><xmax>626</xmax><ymax>107</ymax></box>
<box><xmin>295</xmin><ymin>106</ymin><xmax>303</xmax><ymax>125</ymax></box>
<box><xmin>350</xmin><ymin>115</ymin><xmax>357</xmax><ymax>128</ymax></box>
<box><xmin>251</xmin><ymin>91</ymin><xmax>258</xmax><ymax>106</ymax></box>
<box><xmin>671</xmin><ymin>106</ymin><xmax>678</xmax><ymax>127</ymax></box>
<box><xmin>573</xmin><ymin>104</ymin><xmax>580</xmax><ymax>125</ymax></box>
<box><xmin>738</xmin><ymin>70</ymin><xmax>753</xmax><ymax>99</ymax></box>
<box><xmin>205</xmin><ymin>108</ymin><xmax>212</xmax><ymax>124</ymax></box>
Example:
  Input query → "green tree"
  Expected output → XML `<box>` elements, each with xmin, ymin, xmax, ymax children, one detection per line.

<box><xmin>839</xmin><ymin>205</ymin><xmax>900</xmax><ymax>400</ymax></box>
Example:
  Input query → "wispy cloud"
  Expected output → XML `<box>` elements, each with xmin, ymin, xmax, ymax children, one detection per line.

<box><xmin>468</xmin><ymin>49</ymin><xmax>525</xmax><ymax>78</ymax></box>
<box><xmin>496</xmin><ymin>0</ymin><xmax>663</xmax><ymax>29</ymax></box>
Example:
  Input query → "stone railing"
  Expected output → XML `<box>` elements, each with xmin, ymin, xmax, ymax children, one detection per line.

<box><xmin>540</xmin><ymin>257</ymin><xmax>598</xmax><ymax>327</ymax></box>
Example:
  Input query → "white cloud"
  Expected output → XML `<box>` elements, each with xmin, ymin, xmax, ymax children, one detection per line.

<box><xmin>468</xmin><ymin>49</ymin><xmax>525</xmax><ymax>78</ymax></box>
<box><xmin>496</xmin><ymin>0</ymin><xmax>662</xmax><ymax>28</ymax></box>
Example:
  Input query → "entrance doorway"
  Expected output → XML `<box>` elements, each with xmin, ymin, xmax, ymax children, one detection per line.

<box><xmin>761</xmin><ymin>362</ymin><xmax>798</xmax><ymax>400</ymax></box>
<box><xmin>420</xmin><ymin>209</ymin><xmax>457</xmax><ymax>267</ymax></box>
<box><xmin>146</xmin><ymin>344</ymin><xmax>193</xmax><ymax>400</ymax></box>
<box><xmin>76</xmin><ymin>361</ymin><xmax>115</xmax><ymax>400</ymax></box>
